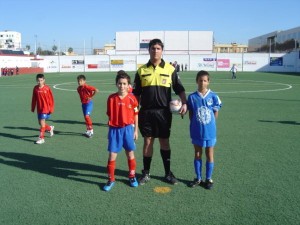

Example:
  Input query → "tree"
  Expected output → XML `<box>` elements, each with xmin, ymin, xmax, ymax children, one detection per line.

<box><xmin>25</xmin><ymin>45</ymin><xmax>30</xmax><ymax>51</ymax></box>
<box><xmin>52</xmin><ymin>45</ymin><xmax>58</xmax><ymax>54</ymax></box>
<box><xmin>68</xmin><ymin>47</ymin><xmax>73</xmax><ymax>54</ymax></box>
<box><xmin>37</xmin><ymin>47</ymin><xmax>42</xmax><ymax>55</ymax></box>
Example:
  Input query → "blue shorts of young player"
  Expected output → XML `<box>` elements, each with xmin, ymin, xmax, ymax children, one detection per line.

<box><xmin>37</xmin><ymin>113</ymin><xmax>51</xmax><ymax>120</ymax></box>
<box><xmin>82</xmin><ymin>100</ymin><xmax>93</xmax><ymax>116</ymax></box>
<box><xmin>192</xmin><ymin>138</ymin><xmax>216</xmax><ymax>147</ymax></box>
<box><xmin>108</xmin><ymin>125</ymin><xmax>136</xmax><ymax>153</ymax></box>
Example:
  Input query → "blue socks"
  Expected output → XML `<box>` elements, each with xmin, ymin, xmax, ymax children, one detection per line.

<box><xmin>194</xmin><ymin>160</ymin><xmax>215</xmax><ymax>180</ymax></box>
<box><xmin>206</xmin><ymin>161</ymin><xmax>214</xmax><ymax>180</ymax></box>
<box><xmin>194</xmin><ymin>159</ymin><xmax>202</xmax><ymax>180</ymax></box>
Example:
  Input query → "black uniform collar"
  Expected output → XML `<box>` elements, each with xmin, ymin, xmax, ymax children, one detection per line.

<box><xmin>147</xmin><ymin>59</ymin><xmax>166</xmax><ymax>68</ymax></box>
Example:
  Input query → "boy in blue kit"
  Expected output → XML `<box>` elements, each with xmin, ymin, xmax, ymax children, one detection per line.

<box><xmin>187</xmin><ymin>70</ymin><xmax>222</xmax><ymax>189</ymax></box>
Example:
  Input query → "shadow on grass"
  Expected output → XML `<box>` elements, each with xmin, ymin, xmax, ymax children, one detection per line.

<box><xmin>0</xmin><ymin>152</ymin><xmax>129</xmax><ymax>186</ymax></box>
<box><xmin>0</xmin><ymin>132</ymin><xmax>37</xmax><ymax>142</ymax></box>
<box><xmin>258</xmin><ymin>120</ymin><xmax>300</xmax><ymax>125</ymax></box>
<box><xmin>3</xmin><ymin>126</ymin><xmax>84</xmax><ymax>138</ymax></box>
<box><xmin>50</xmin><ymin>119</ymin><xmax>108</xmax><ymax>127</ymax></box>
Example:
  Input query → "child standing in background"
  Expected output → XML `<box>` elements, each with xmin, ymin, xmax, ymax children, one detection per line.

<box><xmin>187</xmin><ymin>70</ymin><xmax>222</xmax><ymax>189</ymax></box>
<box><xmin>31</xmin><ymin>74</ymin><xmax>55</xmax><ymax>144</ymax></box>
<box><xmin>77</xmin><ymin>75</ymin><xmax>99</xmax><ymax>138</ymax></box>
<box><xmin>103</xmin><ymin>70</ymin><xmax>139</xmax><ymax>191</ymax></box>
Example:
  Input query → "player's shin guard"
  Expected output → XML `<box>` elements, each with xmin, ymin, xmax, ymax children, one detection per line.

<box><xmin>160</xmin><ymin>149</ymin><xmax>171</xmax><ymax>175</ymax></box>
<box><xmin>39</xmin><ymin>127</ymin><xmax>46</xmax><ymax>138</ymax></box>
<box><xmin>84</xmin><ymin>115</ymin><xmax>93</xmax><ymax>130</ymax></box>
<box><xmin>194</xmin><ymin>159</ymin><xmax>202</xmax><ymax>180</ymax></box>
<box><xmin>206</xmin><ymin>161</ymin><xmax>214</xmax><ymax>180</ymax></box>
<box><xmin>128</xmin><ymin>158</ymin><xmax>136</xmax><ymax>178</ymax></box>
<box><xmin>107</xmin><ymin>160</ymin><xmax>116</xmax><ymax>182</ymax></box>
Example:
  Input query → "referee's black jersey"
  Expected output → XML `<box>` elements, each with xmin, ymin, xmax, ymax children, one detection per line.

<box><xmin>133</xmin><ymin>59</ymin><xmax>185</xmax><ymax>110</ymax></box>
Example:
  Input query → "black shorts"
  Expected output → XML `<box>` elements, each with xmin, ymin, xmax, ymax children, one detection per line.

<box><xmin>139</xmin><ymin>108</ymin><xmax>172</xmax><ymax>138</ymax></box>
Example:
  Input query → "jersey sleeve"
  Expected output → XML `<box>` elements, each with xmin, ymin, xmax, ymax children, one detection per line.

<box><xmin>31</xmin><ymin>87</ymin><xmax>37</xmax><ymax>112</ymax></box>
<box><xmin>212</xmin><ymin>94</ymin><xmax>222</xmax><ymax>112</ymax></box>
<box><xmin>106</xmin><ymin>95</ymin><xmax>112</xmax><ymax>117</ymax></box>
<box><xmin>132</xmin><ymin>71</ymin><xmax>142</xmax><ymax>96</ymax></box>
<box><xmin>48</xmin><ymin>87</ymin><xmax>55</xmax><ymax>113</ymax></box>
<box><xmin>171</xmin><ymin>70</ymin><xmax>185</xmax><ymax>95</ymax></box>
<box><xmin>132</xmin><ymin>95</ymin><xmax>139</xmax><ymax>115</ymax></box>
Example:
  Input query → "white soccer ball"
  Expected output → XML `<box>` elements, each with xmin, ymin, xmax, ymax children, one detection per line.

<box><xmin>169</xmin><ymin>99</ymin><xmax>182</xmax><ymax>114</ymax></box>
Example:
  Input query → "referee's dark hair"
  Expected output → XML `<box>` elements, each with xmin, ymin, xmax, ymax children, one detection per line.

<box><xmin>148</xmin><ymin>38</ymin><xmax>164</xmax><ymax>50</ymax></box>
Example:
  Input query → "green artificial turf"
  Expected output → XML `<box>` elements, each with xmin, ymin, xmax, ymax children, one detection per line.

<box><xmin>0</xmin><ymin>71</ymin><xmax>299</xmax><ymax>225</ymax></box>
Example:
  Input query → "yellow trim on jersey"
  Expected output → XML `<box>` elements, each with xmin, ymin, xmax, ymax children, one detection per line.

<box><xmin>138</xmin><ymin>63</ymin><xmax>175</xmax><ymax>88</ymax></box>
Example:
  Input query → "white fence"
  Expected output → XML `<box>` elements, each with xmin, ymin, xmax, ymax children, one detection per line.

<box><xmin>1</xmin><ymin>51</ymin><xmax>300</xmax><ymax>73</ymax></box>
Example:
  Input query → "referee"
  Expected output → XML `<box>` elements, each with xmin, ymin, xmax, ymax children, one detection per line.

<box><xmin>133</xmin><ymin>38</ymin><xmax>187</xmax><ymax>185</ymax></box>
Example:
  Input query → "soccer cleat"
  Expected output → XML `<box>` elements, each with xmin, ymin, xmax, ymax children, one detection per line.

<box><xmin>87</xmin><ymin>131</ymin><xmax>93</xmax><ymax>138</ymax></box>
<box><xmin>35</xmin><ymin>138</ymin><xmax>45</xmax><ymax>144</ymax></box>
<box><xmin>138</xmin><ymin>170</ymin><xmax>150</xmax><ymax>185</ymax></box>
<box><xmin>205</xmin><ymin>179</ymin><xmax>214</xmax><ymax>190</ymax></box>
<box><xmin>164</xmin><ymin>171</ymin><xmax>178</xmax><ymax>185</ymax></box>
<box><xmin>49</xmin><ymin>126</ymin><xmax>54</xmax><ymax>137</ymax></box>
<box><xmin>83</xmin><ymin>130</ymin><xmax>93</xmax><ymax>138</ymax></box>
<box><xmin>103</xmin><ymin>181</ymin><xmax>115</xmax><ymax>191</ymax></box>
<box><xmin>189</xmin><ymin>178</ymin><xmax>204</xmax><ymax>188</ymax></box>
<box><xmin>129</xmin><ymin>177</ymin><xmax>138</xmax><ymax>187</ymax></box>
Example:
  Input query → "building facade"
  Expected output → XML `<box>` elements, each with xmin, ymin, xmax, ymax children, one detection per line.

<box><xmin>115</xmin><ymin>31</ymin><xmax>214</xmax><ymax>55</ymax></box>
<box><xmin>0</xmin><ymin>30</ymin><xmax>22</xmax><ymax>49</ymax></box>
<box><xmin>213</xmin><ymin>43</ymin><xmax>248</xmax><ymax>53</ymax></box>
<box><xmin>248</xmin><ymin>26</ymin><xmax>300</xmax><ymax>52</ymax></box>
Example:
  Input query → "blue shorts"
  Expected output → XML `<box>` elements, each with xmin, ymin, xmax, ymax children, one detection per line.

<box><xmin>38</xmin><ymin>113</ymin><xmax>51</xmax><ymax>120</ymax></box>
<box><xmin>108</xmin><ymin>125</ymin><xmax>136</xmax><ymax>153</ymax></box>
<box><xmin>192</xmin><ymin>138</ymin><xmax>216</xmax><ymax>148</ymax></box>
<box><xmin>82</xmin><ymin>101</ymin><xmax>93</xmax><ymax>116</ymax></box>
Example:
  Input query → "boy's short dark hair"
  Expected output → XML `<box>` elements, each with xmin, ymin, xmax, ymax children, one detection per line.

<box><xmin>77</xmin><ymin>74</ymin><xmax>86</xmax><ymax>81</ymax></box>
<box><xmin>115</xmin><ymin>70</ymin><xmax>131</xmax><ymax>85</ymax></box>
<box><xmin>196</xmin><ymin>70</ymin><xmax>210</xmax><ymax>81</ymax></box>
<box><xmin>36</xmin><ymin>73</ymin><xmax>45</xmax><ymax>80</ymax></box>
<box><xmin>148</xmin><ymin>38</ymin><xmax>164</xmax><ymax>50</ymax></box>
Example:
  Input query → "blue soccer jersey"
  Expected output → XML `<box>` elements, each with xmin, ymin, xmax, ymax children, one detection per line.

<box><xmin>187</xmin><ymin>89</ymin><xmax>222</xmax><ymax>143</ymax></box>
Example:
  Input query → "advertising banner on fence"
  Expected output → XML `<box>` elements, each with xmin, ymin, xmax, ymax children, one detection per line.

<box><xmin>270</xmin><ymin>57</ymin><xmax>283</xmax><ymax>66</ymax></box>
<box><xmin>217</xmin><ymin>59</ymin><xmax>230</xmax><ymax>68</ymax></box>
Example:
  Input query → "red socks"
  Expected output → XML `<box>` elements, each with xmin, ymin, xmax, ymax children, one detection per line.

<box><xmin>84</xmin><ymin>115</ymin><xmax>93</xmax><ymax>130</ymax></box>
<box><xmin>128</xmin><ymin>158</ymin><xmax>136</xmax><ymax>178</ymax></box>
<box><xmin>107</xmin><ymin>160</ymin><xmax>116</xmax><ymax>182</ymax></box>
<box><xmin>39</xmin><ymin>127</ymin><xmax>46</xmax><ymax>138</ymax></box>
<box><xmin>107</xmin><ymin>158</ymin><xmax>136</xmax><ymax>181</ymax></box>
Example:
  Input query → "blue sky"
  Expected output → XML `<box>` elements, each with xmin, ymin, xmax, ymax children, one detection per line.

<box><xmin>1</xmin><ymin>0</ymin><xmax>299</xmax><ymax>53</ymax></box>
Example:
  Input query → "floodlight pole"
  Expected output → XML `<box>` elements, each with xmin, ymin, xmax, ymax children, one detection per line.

<box><xmin>34</xmin><ymin>35</ymin><xmax>37</xmax><ymax>56</ymax></box>
<box><xmin>58</xmin><ymin>40</ymin><xmax>61</xmax><ymax>73</ymax></box>
<box><xmin>83</xmin><ymin>40</ymin><xmax>86</xmax><ymax>72</ymax></box>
